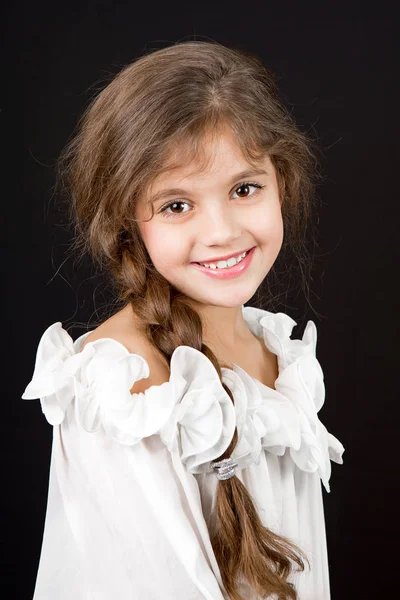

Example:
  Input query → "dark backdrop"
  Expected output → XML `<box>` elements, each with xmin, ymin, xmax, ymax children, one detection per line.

<box><xmin>3</xmin><ymin>2</ymin><xmax>398</xmax><ymax>599</ymax></box>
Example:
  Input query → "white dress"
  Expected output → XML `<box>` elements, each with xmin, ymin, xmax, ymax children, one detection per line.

<box><xmin>22</xmin><ymin>305</ymin><xmax>345</xmax><ymax>600</ymax></box>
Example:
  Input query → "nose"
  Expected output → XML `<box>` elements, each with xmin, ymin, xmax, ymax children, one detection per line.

<box><xmin>197</xmin><ymin>201</ymin><xmax>243</xmax><ymax>247</ymax></box>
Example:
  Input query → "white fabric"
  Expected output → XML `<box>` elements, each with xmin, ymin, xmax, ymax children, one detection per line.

<box><xmin>22</xmin><ymin>306</ymin><xmax>344</xmax><ymax>600</ymax></box>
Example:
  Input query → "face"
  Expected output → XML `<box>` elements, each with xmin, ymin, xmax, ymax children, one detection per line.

<box><xmin>135</xmin><ymin>126</ymin><xmax>284</xmax><ymax>312</ymax></box>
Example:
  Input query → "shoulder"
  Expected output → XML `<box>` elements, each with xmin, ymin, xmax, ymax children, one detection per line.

<box><xmin>22</xmin><ymin>310</ymin><xmax>238</xmax><ymax>466</ymax></box>
<box><xmin>81</xmin><ymin>305</ymin><xmax>171</xmax><ymax>394</ymax></box>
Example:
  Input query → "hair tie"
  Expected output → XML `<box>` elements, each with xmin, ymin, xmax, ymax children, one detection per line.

<box><xmin>210</xmin><ymin>457</ymin><xmax>238</xmax><ymax>480</ymax></box>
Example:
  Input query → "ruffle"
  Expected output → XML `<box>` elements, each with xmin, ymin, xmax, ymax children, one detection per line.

<box><xmin>21</xmin><ymin>310</ymin><xmax>344</xmax><ymax>489</ymax></box>
<box><xmin>21</xmin><ymin>323</ymin><xmax>94</xmax><ymax>425</ymax></box>
<box><xmin>158</xmin><ymin>348</ymin><xmax>236</xmax><ymax>473</ymax></box>
<box><xmin>235</xmin><ymin>307</ymin><xmax>345</xmax><ymax>492</ymax></box>
<box><xmin>21</xmin><ymin>322</ymin><xmax>236</xmax><ymax>473</ymax></box>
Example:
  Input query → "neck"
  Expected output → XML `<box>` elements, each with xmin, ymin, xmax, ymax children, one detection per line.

<box><xmin>185</xmin><ymin>301</ymin><xmax>255</xmax><ymax>351</ymax></box>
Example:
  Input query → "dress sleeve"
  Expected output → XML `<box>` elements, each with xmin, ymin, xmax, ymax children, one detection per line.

<box><xmin>22</xmin><ymin>323</ymin><xmax>236</xmax><ymax>600</ymax></box>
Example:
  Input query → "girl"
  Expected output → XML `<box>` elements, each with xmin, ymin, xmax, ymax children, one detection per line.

<box><xmin>22</xmin><ymin>41</ymin><xmax>344</xmax><ymax>600</ymax></box>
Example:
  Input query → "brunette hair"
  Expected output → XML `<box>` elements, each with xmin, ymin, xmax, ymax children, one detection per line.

<box><xmin>57</xmin><ymin>40</ymin><xmax>318</xmax><ymax>600</ymax></box>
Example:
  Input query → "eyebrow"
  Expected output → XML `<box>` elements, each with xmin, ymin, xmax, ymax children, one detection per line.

<box><xmin>149</xmin><ymin>168</ymin><xmax>269</xmax><ymax>204</ymax></box>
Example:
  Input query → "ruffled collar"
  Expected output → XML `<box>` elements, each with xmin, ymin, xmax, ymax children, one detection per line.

<box><xmin>21</xmin><ymin>306</ymin><xmax>344</xmax><ymax>492</ymax></box>
<box><xmin>222</xmin><ymin>306</ymin><xmax>344</xmax><ymax>492</ymax></box>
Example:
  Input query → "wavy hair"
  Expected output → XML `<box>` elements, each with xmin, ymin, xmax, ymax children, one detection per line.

<box><xmin>57</xmin><ymin>40</ymin><xmax>318</xmax><ymax>600</ymax></box>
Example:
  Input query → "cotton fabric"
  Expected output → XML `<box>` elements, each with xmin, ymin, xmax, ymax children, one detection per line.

<box><xmin>22</xmin><ymin>305</ymin><xmax>344</xmax><ymax>599</ymax></box>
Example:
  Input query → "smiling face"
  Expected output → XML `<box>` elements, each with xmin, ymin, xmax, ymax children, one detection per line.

<box><xmin>135</xmin><ymin>125</ymin><xmax>284</xmax><ymax>314</ymax></box>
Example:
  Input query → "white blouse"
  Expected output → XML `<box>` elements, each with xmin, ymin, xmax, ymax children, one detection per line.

<box><xmin>22</xmin><ymin>305</ymin><xmax>344</xmax><ymax>600</ymax></box>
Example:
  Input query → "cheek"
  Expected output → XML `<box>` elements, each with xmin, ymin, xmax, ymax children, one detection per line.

<box><xmin>139</xmin><ymin>222</ymin><xmax>187</xmax><ymax>268</ymax></box>
<box><xmin>253</xmin><ymin>198</ymin><xmax>284</xmax><ymax>245</ymax></box>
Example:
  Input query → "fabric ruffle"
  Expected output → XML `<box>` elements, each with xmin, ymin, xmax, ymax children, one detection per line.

<box><xmin>22</xmin><ymin>309</ymin><xmax>344</xmax><ymax>489</ymax></box>
<box><xmin>158</xmin><ymin>347</ymin><xmax>236</xmax><ymax>473</ymax></box>
<box><xmin>21</xmin><ymin>322</ymin><xmax>236</xmax><ymax>471</ymax></box>
<box><xmin>21</xmin><ymin>323</ymin><xmax>94</xmax><ymax>425</ymax></box>
<box><xmin>236</xmin><ymin>308</ymin><xmax>345</xmax><ymax>492</ymax></box>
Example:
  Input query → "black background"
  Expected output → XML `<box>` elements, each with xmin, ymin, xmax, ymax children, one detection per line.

<box><xmin>3</xmin><ymin>2</ymin><xmax>398</xmax><ymax>599</ymax></box>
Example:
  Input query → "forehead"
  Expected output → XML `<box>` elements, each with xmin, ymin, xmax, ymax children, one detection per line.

<box><xmin>147</xmin><ymin>125</ymin><xmax>268</xmax><ymax>193</ymax></box>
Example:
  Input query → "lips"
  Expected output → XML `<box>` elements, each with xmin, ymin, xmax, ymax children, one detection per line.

<box><xmin>190</xmin><ymin>245</ymin><xmax>256</xmax><ymax>279</ymax></box>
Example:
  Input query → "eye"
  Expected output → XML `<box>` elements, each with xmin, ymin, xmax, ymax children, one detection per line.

<box><xmin>160</xmin><ymin>200</ymin><xmax>191</xmax><ymax>218</ymax></box>
<box><xmin>159</xmin><ymin>181</ymin><xmax>265</xmax><ymax>219</ymax></box>
<box><xmin>232</xmin><ymin>181</ymin><xmax>264</xmax><ymax>199</ymax></box>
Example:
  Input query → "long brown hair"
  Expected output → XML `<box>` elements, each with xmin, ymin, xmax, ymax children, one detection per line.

<box><xmin>57</xmin><ymin>40</ymin><xmax>318</xmax><ymax>600</ymax></box>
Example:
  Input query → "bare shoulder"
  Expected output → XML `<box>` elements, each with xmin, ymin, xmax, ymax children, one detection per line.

<box><xmin>80</xmin><ymin>304</ymin><xmax>171</xmax><ymax>394</ymax></box>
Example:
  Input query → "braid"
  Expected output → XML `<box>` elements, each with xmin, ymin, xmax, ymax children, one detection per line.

<box><xmin>114</xmin><ymin>246</ymin><xmax>309</xmax><ymax>600</ymax></box>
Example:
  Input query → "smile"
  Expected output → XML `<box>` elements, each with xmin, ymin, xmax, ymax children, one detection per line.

<box><xmin>190</xmin><ymin>247</ymin><xmax>256</xmax><ymax>280</ymax></box>
<box><xmin>198</xmin><ymin>250</ymin><xmax>249</xmax><ymax>269</ymax></box>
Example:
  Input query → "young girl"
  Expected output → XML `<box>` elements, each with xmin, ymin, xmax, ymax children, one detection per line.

<box><xmin>22</xmin><ymin>41</ymin><xmax>344</xmax><ymax>600</ymax></box>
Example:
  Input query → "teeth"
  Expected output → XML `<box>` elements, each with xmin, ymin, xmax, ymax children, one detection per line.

<box><xmin>200</xmin><ymin>251</ymin><xmax>248</xmax><ymax>269</ymax></box>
